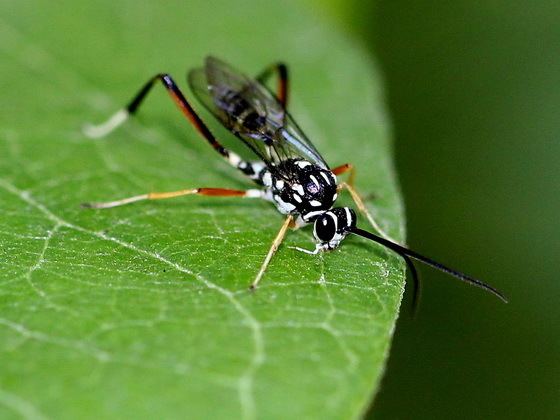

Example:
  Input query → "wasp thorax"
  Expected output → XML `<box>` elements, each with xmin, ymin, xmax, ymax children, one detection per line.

<box><xmin>313</xmin><ymin>207</ymin><xmax>357</xmax><ymax>250</ymax></box>
<box><xmin>269</xmin><ymin>159</ymin><xmax>337</xmax><ymax>218</ymax></box>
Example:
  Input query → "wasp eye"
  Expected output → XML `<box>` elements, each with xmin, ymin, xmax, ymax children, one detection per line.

<box><xmin>314</xmin><ymin>213</ymin><xmax>336</xmax><ymax>242</ymax></box>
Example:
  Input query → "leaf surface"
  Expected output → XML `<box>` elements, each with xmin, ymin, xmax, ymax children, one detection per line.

<box><xmin>0</xmin><ymin>1</ymin><xmax>404</xmax><ymax>418</ymax></box>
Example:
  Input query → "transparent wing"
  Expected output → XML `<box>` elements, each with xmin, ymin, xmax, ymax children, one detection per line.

<box><xmin>278</xmin><ymin>113</ymin><xmax>329</xmax><ymax>169</ymax></box>
<box><xmin>187</xmin><ymin>56</ymin><xmax>329</xmax><ymax>169</ymax></box>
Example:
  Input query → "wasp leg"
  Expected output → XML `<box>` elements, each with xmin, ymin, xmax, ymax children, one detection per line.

<box><xmin>82</xmin><ymin>188</ymin><xmax>264</xmax><ymax>209</ymax></box>
<box><xmin>249</xmin><ymin>215</ymin><xmax>294</xmax><ymax>290</ymax></box>
<box><xmin>333</xmin><ymin>162</ymin><xmax>399</xmax><ymax>243</ymax></box>
<box><xmin>332</xmin><ymin>163</ymin><xmax>356</xmax><ymax>187</ymax></box>
<box><xmin>335</xmin><ymin>164</ymin><xmax>421</xmax><ymax>311</ymax></box>
<box><xmin>289</xmin><ymin>244</ymin><xmax>322</xmax><ymax>255</ymax></box>
<box><xmin>83</xmin><ymin>74</ymin><xmax>259</xmax><ymax>181</ymax></box>
<box><xmin>256</xmin><ymin>62</ymin><xmax>289</xmax><ymax>108</ymax></box>
<box><xmin>338</xmin><ymin>181</ymin><xmax>399</xmax><ymax>243</ymax></box>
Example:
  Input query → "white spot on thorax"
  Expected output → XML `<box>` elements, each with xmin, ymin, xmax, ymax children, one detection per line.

<box><xmin>273</xmin><ymin>194</ymin><xmax>296</xmax><ymax>213</ymax></box>
<box><xmin>310</xmin><ymin>175</ymin><xmax>320</xmax><ymax>188</ymax></box>
<box><xmin>309</xmin><ymin>200</ymin><xmax>321</xmax><ymax>207</ymax></box>
<box><xmin>296</xmin><ymin>160</ymin><xmax>311</xmax><ymax>168</ymax></box>
<box><xmin>320</xmin><ymin>172</ymin><xmax>332</xmax><ymax>185</ymax></box>
<box><xmin>292</xmin><ymin>184</ymin><xmax>304</xmax><ymax>195</ymax></box>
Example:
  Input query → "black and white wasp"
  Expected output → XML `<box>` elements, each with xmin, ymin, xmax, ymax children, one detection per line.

<box><xmin>83</xmin><ymin>56</ymin><xmax>506</xmax><ymax>303</ymax></box>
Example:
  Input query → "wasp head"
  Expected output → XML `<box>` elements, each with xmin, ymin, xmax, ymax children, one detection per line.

<box><xmin>312</xmin><ymin>207</ymin><xmax>357</xmax><ymax>250</ymax></box>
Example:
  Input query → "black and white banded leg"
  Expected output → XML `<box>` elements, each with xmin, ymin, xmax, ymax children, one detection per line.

<box><xmin>83</xmin><ymin>73</ymin><xmax>261</xmax><ymax>182</ymax></box>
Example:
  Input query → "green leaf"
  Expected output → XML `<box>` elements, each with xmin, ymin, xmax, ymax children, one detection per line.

<box><xmin>0</xmin><ymin>1</ymin><xmax>405</xmax><ymax>418</ymax></box>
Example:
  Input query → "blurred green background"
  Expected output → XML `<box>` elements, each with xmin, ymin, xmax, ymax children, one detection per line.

<box><xmin>320</xmin><ymin>0</ymin><xmax>560</xmax><ymax>418</ymax></box>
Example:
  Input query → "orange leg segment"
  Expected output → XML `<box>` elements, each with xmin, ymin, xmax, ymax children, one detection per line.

<box><xmin>82</xmin><ymin>187</ymin><xmax>263</xmax><ymax>209</ymax></box>
<box><xmin>333</xmin><ymin>162</ymin><xmax>399</xmax><ymax>243</ymax></box>
<box><xmin>332</xmin><ymin>163</ymin><xmax>356</xmax><ymax>187</ymax></box>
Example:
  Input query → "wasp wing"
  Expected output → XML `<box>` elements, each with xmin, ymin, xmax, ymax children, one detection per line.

<box><xmin>187</xmin><ymin>56</ymin><xmax>329</xmax><ymax>169</ymax></box>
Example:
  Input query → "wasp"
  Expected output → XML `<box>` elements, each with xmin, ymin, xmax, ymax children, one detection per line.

<box><xmin>83</xmin><ymin>56</ymin><xmax>506</xmax><ymax>303</ymax></box>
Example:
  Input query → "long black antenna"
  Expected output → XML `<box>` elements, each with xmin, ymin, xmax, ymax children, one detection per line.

<box><xmin>401</xmin><ymin>254</ymin><xmax>422</xmax><ymax>316</ymax></box>
<box><xmin>350</xmin><ymin>227</ymin><xmax>508</xmax><ymax>303</ymax></box>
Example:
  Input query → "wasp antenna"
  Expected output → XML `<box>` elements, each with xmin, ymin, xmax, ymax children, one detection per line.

<box><xmin>401</xmin><ymin>254</ymin><xmax>422</xmax><ymax>317</ymax></box>
<box><xmin>350</xmin><ymin>227</ymin><xmax>508</xmax><ymax>303</ymax></box>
